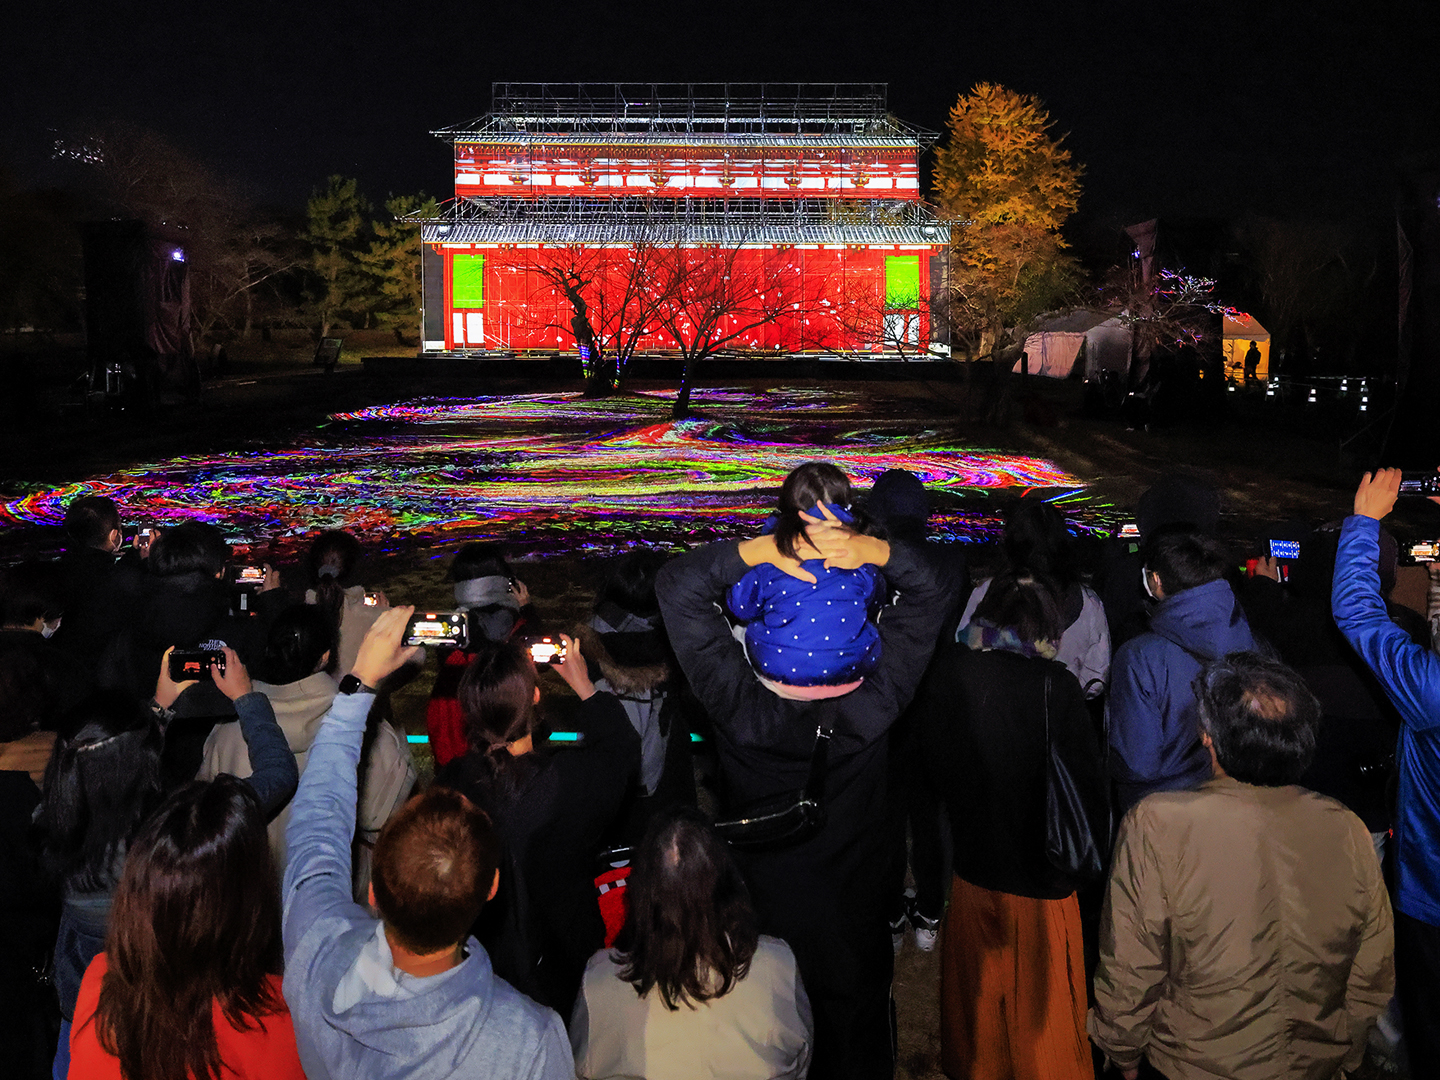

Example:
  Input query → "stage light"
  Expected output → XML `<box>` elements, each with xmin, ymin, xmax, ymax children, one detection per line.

<box><xmin>170</xmin><ymin>248</ymin><xmax>185</xmax><ymax>262</ymax></box>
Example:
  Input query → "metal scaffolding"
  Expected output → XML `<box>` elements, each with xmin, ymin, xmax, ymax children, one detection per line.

<box><xmin>436</xmin><ymin>82</ymin><xmax>938</xmax><ymax>145</ymax></box>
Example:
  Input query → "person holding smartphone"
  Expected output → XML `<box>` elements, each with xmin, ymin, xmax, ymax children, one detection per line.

<box><xmin>431</xmin><ymin>632</ymin><xmax>640</xmax><ymax>1019</ymax></box>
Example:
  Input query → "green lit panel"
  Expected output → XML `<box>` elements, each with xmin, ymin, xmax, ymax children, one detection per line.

<box><xmin>885</xmin><ymin>255</ymin><xmax>919</xmax><ymax>309</ymax></box>
<box><xmin>452</xmin><ymin>254</ymin><xmax>485</xmax><ymax>307</ymax></box>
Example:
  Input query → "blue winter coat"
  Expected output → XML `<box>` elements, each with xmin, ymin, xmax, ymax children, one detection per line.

<box><xmin>1107</xmin><ymin>578</ymin><xmax>1256</xmax><ymax>810</ymax></box>
<box><xmin>1333</xmin><ymin>514</ymin><xmax>1440</xmax><ymax>927</ymax></box>
<box><xmin>727</xmin><ymin>561</ymin><xmax>885</xmax><ymax>687</ymax></box>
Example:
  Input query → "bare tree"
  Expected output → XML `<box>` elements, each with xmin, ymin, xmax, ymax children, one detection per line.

<box><xmin>649</xmin><ymin>243</ymin><xmax>835</xmax><ymax>419</ymax></box>
<box><xmin>522</xmin><ymin>234</ymin><xmax>668</xmax><ymax>397</ymax></box>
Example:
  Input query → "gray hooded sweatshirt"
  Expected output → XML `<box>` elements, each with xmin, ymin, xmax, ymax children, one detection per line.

<box><xmin>282</xmin><ymin>691</ymin><xmax>573</xmax><ymax>1080</ymax></box>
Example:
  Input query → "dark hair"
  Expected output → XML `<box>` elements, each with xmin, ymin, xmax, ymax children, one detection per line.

<box><xmin>865</xmin><ymin>469</ymin><xmax>929</xmax><ymax>543</ymax></box>
<box><xmin>261</xmin><ymin>604</ymin><xmax>336</xmax><ymax>683</ymax></box>
<box><xmin>1002</xmin><ymin>500</ymin><xmax>1076</xmax><ymax>587</ymax></box>
<box><xmin>773</xmin><ymin>462</ymin><xmax>867</xmax><ymax>561</ymax></box>
<box><xmin>92</xmin><ymin>777</ymin><xmax>282</xmax><ymax>1080</ymax></box>
<box><xmin>1196</xmin><ymin>652</ymin><xmax>1321</xmax><ymax>786</ymax></box>
<box><xmin>457</xmin><ymin>640</ymin><xmax>539</xmax><ymax>792</ymax></box>
<box><xmin>451</xmin><ymin>542</ymin><xmax>513</xmax><ymax>584</ymax></box>
<box><xmin>37</xmin><ymin>692</ymin><xmax>164</xmax><ymax>893</ymax></box>
<box><xmin>973</xmin><ymin>570</ymin><xmax>1065</xmax><ymax>644</ymax></box>
<box><xmin>149</xmin><ymin>521</ymin><xmax>229</xmax><ymax>578</ymax></box>
<box><xmin>308</xmin><ymin>531</ymin><xmax>363</xmax><ymax>631</ymax></box>
<box><xmin>0</xmin><ymin>562</ymin><xmax>64</xmax><ymax>627</ymax></box>
<box><xmin>371</xmin><ymin>787</ymin><xmax>501</xmax><ymax>954</ymax></box>
<box><xmin>616</xmin><ymin>806</ymin><xmax>759</xmax><ymax>1010</ymax></box>
<box><xmin>597</xmin><ymin>549</ymin><xmax>669</xmax><ymax>618</ymax></box>
<box><xmin>64</xmin><ymin>496</ymin><xmax>121</xmax><ymax>549</ymax></box>
<box><xmin>1142</xmin><ymin>525</ymin><xmax>1230</xmax><ymax>596</ymax></box>
<box><xmin>1135</xmin><ymin>474</ymin><xmax>1220</xmax><ymax>539</ymax></box>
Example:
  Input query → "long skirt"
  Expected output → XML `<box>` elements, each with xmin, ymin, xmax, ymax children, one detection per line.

<box><xmin>940</xmin><ymin>875</ymin><xmax>1093</xmax><ymax>1080</ymax></box>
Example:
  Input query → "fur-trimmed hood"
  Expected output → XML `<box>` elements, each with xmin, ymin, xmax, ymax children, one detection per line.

<box><xmin>573</xmin><ymin>623</ymin><xmax>672</xmax><ymax>698</ymax></box>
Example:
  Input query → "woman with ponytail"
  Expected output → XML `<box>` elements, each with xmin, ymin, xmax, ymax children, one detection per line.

<box><xmin>433</xmin><ymin>634</ymin><xmax>639</xmax><ymax>1019</ymax></box>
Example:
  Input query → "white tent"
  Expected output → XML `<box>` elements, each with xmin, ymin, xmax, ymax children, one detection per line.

<box><xmin>1016</xmin><ymin>311</ymin><xmax>1131</xmax><ymax>378</ymax></box>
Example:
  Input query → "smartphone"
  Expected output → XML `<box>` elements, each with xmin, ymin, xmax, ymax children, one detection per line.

<box><xmin>1115</xmin><ymin>522</ymin><xmax>1141</xmax><ymax>541</ymax></box>
<box><xmin>234</xmin><ymin>564</ymin><xmax>266</xmax><ymax>587</ymax></box>
<box><xmin>1267</xmin><ymin>539</ymin><xmax>1301</xmax><ymax>561</ymax></box>
<box><xmin>1398</xmin><ymin>471</ymin><xmax>1440</xmax><ymax>497</ymax></box>
<box><xmin>168</xmin><ymin>648</ymin><xmax>226</xmax><ymax>682</ymax></box>
<box><xmin>363</xmin><ymin>593</ymin><xmax>381</xmax><ymax>607</ymax></box>
<box><xmin>1405</xmin><ymin>541</ymin><xmax>1440</xmax><ymax>564</ymax></box>
<box><xmin>524</xmin><ymin>635</ymin><xmax>567</xmax><ymax>665</ymax></box>
<box><xmin>403</xmin><ymin>611</ymin><xmax>470</xmax><ymax>649</ymax></box>
<box><xmin>546</xmin><ymin>730</ymin><xmax>586</xmax><ymax>746</ymax></box>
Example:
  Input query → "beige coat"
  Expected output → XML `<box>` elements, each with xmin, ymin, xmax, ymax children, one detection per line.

<box><xmin>1090</xmin><ymin>776</ymin><xmax>1394</xmax><ymax>1080</ymax></box>
<box><xmin>304</xmin><ymin>585</ymin><xmax>385</xmax><ymax>679</ymax></box>
<box><xmin>197</xmin><ymin>673</ymin><xmax>416</xmax><ymax>899</ymax></box>
<box><xmin>570</xmin><ymin>935</ymin><xmax>812</xmax><ymax>1080</ymax></box>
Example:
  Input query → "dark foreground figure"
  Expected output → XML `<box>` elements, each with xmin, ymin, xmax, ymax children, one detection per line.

<box><xmin>658</xmin><ymin>525</ymin><xmax>952</xmax><ymax>1079</ymax></box>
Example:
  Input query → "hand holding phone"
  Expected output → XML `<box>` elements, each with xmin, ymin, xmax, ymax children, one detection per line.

<box><xmin>549</xmin><ymin>633</ymin><xmax>596</xmax><ymax>701</ymax></box>
<box><xmin>403</xmin><ymin>610</ymin><xmax>470</xmax><ymax>649</ymax></box>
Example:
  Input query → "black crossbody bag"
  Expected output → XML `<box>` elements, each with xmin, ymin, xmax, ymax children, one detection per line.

<box><xmin>713</xmin><ymin>724</ymin><xmax>832</xmax><ymax>851</ymax></box>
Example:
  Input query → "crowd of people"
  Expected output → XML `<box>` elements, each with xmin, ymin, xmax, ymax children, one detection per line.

<box><xmin>0</xmin><ymin>461</ymin><xmax>1436</xmax><ymax>1080</ymax></box>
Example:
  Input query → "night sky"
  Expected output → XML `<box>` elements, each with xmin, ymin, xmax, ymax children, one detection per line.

<box><xmin>4</xmin><ymin>0</ymin><xmax>1439</xmax><ymax>225</ymax></box>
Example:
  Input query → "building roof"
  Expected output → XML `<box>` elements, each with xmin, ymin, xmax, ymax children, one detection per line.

<box><xmin>414</xmin><ymin>194</ymin><xmax>952</xmax><ymax>247</ymax></box>
<box><xmin>423</xmin><ymin>221</ymin><xmax>947</xmax><ymax>246</ymax></box>
<box><xmin>1223</xmin><ymin>311</ymin><xmax>1270</xmax><ymax>339</ymax></box>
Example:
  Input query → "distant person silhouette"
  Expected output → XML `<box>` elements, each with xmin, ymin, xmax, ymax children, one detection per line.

<box><xmin>1243</xmin><ymin>340</ymin><xmax>1261</xmax><ymax>383</ymax></box>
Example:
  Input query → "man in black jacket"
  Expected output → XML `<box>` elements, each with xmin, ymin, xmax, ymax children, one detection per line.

<box><xmin>657</xmin><ymin>518</ymin><xmax>955</xmax><ymax>1080</ymax></box>
<box><xmin>52</xmin><ymin>496</ymin><xmax>146</xmax><ymax>667</ymax></box>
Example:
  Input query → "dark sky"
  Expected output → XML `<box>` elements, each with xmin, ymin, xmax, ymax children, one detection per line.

<box><xmin>4</xmin><ymin>0</ymin><xmax>1438</xmax><ymax>225</ymax></box>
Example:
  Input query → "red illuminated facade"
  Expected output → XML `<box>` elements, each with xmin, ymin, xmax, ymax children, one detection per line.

<box><xmin>419</xmin><ymin>84</ymin><xmax>950</xmax><ymax>357</ymax></box>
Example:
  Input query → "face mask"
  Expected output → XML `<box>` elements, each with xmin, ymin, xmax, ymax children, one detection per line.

<box><xmin>1141</xmin><ymin>566</ymin><xmax>1159</xmax><ymax>600</ymax></box>
<box><xmin>41</xmin><ymin>619</ymin><xmax>61</xmax><ymax>639</ymax></box>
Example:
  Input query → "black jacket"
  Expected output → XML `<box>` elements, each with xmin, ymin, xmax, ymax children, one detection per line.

<box><xmin>52</xmin><ymin>548</ymin><xmax>146</xmax><ymax>662</ymax></box>
<box><xmin>433</xmin><ymin>690</ymin><xmax>639</xmax><ymax>1018</ymax></box>
<box><xmin>655</xmin><ymin>538</ymin><xmax>954</xmax><ymax>1058</ymax></box>
<box><xmin>915</xmin><ymin>642</ymin><xmax>1107</xmax><ymax>899</ymax></box>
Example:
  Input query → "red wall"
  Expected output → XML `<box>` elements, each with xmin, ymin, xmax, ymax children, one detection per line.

<box><xmin>438</xmin><ymin>244</ymin><xmax>939</xmax><ymax>354</ymax></box>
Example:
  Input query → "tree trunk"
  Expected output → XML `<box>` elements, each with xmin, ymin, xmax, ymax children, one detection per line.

<box><xmin>671</xmin><ymin>357</ymin><xmax>698</xmax><ymax>419</ymax></box>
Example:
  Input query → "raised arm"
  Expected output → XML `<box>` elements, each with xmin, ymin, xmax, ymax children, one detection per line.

<box><xmin>1333</xmin><ymin>470</ymin><xmax>1440</xmax><ymax>731</ymax></box>
<box><xmin>657</xmin><ymin>541</ymin><xmax>802</xmax><ymax>752</ymax></box>
<box><xmin>283</xmin><ymin>608</ymin><xmax>420</xmax><ymax>956</ymax></box>
<box><xmin>832</xmin><ymin>540</ymin><xmax>953</xmax><ymax>744</ymax></box>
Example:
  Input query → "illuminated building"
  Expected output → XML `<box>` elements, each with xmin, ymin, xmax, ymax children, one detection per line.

<box><xmin>418</xmin><ymin>83</ymin><xmax>950</xmax><ymax>357</ymax></box>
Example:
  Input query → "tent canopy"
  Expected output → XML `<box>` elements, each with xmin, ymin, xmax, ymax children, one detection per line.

<box><xmin>1017</xmin><ymin>312</ymin><xmax>1131</xmax><ymax>379</ymax></box>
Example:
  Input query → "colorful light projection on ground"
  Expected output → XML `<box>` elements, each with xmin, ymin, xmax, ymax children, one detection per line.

<box><xmin>0</xmin><ymin>389</ymin><xmax>1099</xmax><ymax>559</ymax></box>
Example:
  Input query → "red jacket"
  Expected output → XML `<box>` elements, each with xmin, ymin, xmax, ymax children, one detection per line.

<box><xmin>70</xmin><ymin>953</ymin><xmax>305</xmax><ymax>1080</ymax></box>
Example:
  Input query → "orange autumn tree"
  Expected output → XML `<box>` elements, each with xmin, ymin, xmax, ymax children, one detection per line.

<box><xmin>933</xmin><ymin>83</ymin><xmax>1084</xmax><ymax>360</ymax></box>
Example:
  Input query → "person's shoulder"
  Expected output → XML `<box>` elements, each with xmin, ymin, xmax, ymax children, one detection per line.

<box><xmin>753</xmin><ymin>934</ymin><xmax>800</xmax><ymax>970</ymax></box>
<box><xmin>481</xmin><ymin>969</ymin><xmax>569</xmax><ymax>1035</ymax></box>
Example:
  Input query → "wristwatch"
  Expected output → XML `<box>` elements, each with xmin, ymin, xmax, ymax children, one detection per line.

<box><xmin>338</xmin><ymin>674</ymin><xmax>377</xmax><ymax>696</ymax></box>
